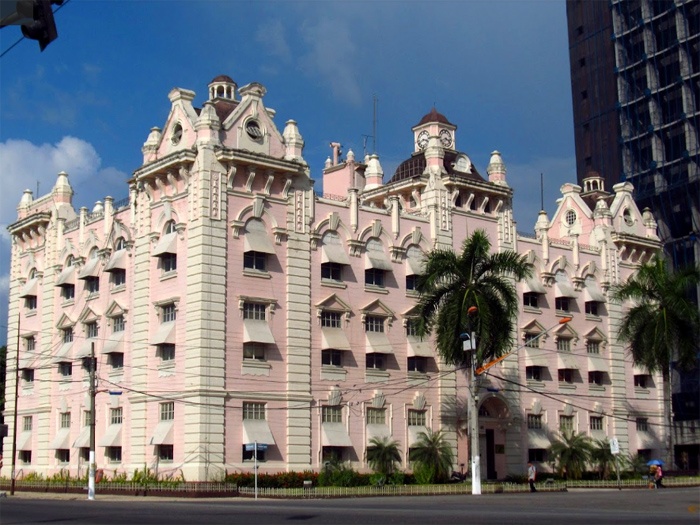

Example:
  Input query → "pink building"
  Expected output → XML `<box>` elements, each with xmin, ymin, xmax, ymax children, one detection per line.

<box><xmin>4</xmin><ymin>75</ymin><xmax>664</xmax><ymax>481</ymax></box>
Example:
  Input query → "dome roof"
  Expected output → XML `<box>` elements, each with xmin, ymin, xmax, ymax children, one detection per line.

<box><xmin>387</xmin><ymin>151</ymin><xmax>484</xmax><ymax>184</ymax></box>
<box><xmin>211</xmin><ymin>75</ymin><xmax>235</xmax><ymax>84</ymax></box>
<box><xmin>416</xmin><ymin>108</ymin><xmax>454</xmax><ymax>127</ymax></box>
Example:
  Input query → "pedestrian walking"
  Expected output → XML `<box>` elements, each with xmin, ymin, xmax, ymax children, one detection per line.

<box><xmin>655</xmin><ymin>465</ymin><xmax>664</xmax><ymax>488</ymax></box>
<box><xmin>527</xmin><ymin>462</ymin><xmax>537</xmax><ymax>492</ymax></box>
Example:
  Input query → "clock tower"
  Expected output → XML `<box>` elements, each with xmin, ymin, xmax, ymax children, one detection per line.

<box><xmin>412</xmin><ymin>108</ymin><xmax>457</xmax><ymax>153</ymax></box>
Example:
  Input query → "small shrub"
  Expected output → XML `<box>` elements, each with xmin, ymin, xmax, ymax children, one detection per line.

<box><xmin>414</xmin><ymin>464</ymin><xmax>436</xmax><ymax>485</ymax></box>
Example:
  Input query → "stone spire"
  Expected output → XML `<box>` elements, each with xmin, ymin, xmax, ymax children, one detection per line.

<box><xmin>364</xmin><ymin>154</ymin><xmax>384</xmax><ymax>190</ymax></box>
<box><xmin>142</xmin><ymin>127</ymin><xmax>162</xmax><ymax>163</ymax></box>
<box><xmin>282</xmin><ymin>120</ymin><xmax>305</xmax><ymax>162</ymax></box>
<box><xmin>486</xmin><ymin>150</ymin><xmax>508</xmax><ymax>186</ymax></box>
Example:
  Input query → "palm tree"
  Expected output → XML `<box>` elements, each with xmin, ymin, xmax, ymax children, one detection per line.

<box><xmin>610</xmin><ymin>256</ymin><xmax>700</xmax><ymax>467</ymax></box>
<box><xmin>416</xmin><ymin>229</ymin><xmax>532</xmax><ymax>367</ymax></box>
<box><xmin>547</xmin><ymin>431</ymin><xmax>593</xmax><ymax>480</ymax></box>
<box><xmin>366</xmin><ymin>436</ymin><xmax>401</xmax><ymax>480</ymax></box>
<box><xmin>590</xmin><ymin>439</ymin><xmax>615</xmax><ymax>480</ymax></box>
<box><xmin>408</xmin><ymin>429</ymin><xmax>454</xmax><ymax>483</ymax></box>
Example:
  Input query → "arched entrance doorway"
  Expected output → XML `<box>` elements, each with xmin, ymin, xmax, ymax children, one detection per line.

<box><xmin>477</xmin><ymin>395</ymin><xmax>512</xmax><ymax>480</ymax></box>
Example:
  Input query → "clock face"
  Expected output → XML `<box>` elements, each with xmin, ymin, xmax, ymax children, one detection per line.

<box><xmin>439</xmin><ymin>129</ymin><xmax>453</xmax><ymax>148</ymax></box>
<box><xmin>416</xmin><ymin>130</ymin><xmax>429</xmax><ymax>150</ymax></box>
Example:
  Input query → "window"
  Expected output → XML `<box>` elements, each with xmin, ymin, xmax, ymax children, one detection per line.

<box><xmin>244</xmin><ymin>251</ymin><xmax>267</xmax><ymax>271</ymax></box>
<box><xmin>243</xmin><ymin>343</ymin><xmax>265</xmax><ymax>361</ymax></box>
<box><xmin>527</xmin><ymin>414</ymin><xmax>543</xmax><ymax>429</ymax></box>
<box><xmin>110</xmin><ymin>408</ymin><xmax>123</xmax><ymax>425</ymax></box>
<box><xmin>87</xmin><ymin>322</ymin><xmax>99</xmax><ymax>339</ymax></box>
<box><xmin>165</xmin><ymin>220</ymin><xmax>177</xmax><ymax>235</ymax></box>
<box><xmin>406</xmin><ymin>320</ymin><xmax>418</xmax><ymax>337</ymax></box>
<box><xmin>157</xmin><ymin>444</ymin><xmax>174</xmax><ymax>461</ymax></box>
<box><xmin>23</xmin><ymin>416</ymin><xmax>33</xmax><ymax>431</ymax></box>
<box><xmin>160</xmin><ymin>402</ymin><xmax>175</xmax><ymax>421</ymax></box>
<box><xmin>25</xmin><ymin>336</ymin><xmax>36</xmax><ymax>353</ymax></box>
<box><xmin>636</xmin><ymin>418</ymin><xmax>648</xmax><ymax>432</ymax></box>
<box><xmin>25</xmin><ymin>296</ymin><xmax>37</xmax><ymax>310</ymax></box>
<box><xmin>559</xmin><ymin>415</ymin><xmax>574</xmax><ymax>432</ymax></box>
<box><xmin>322</xmin><ymin>349</ymin><xmax>342</xmax><ymax>367</ymax></box>
<box><xmin>555</xmin><ymin>297</ymin><xmax>570</xmax><ymax>312</ymax></box>
<box><xmin>523</xmin><ymin>292</ymin><xmax>539</xmax><ymax>308</ymax></box>
<box><xmin>82</xmin><ymin>357</ymin><xmax>94</xmax><ymax>372</ymax></box>
<box><xmin>321</xmin><ymin>311</ymin><xmax>342</xmax><ymax>328</ymax></box>
<box><xmin>115</xmin><ymin>237</ymin><xmax>126</xmax><ymax>251</ymax></box>
<box><xmin>242</xmin><ymin>445</ymin><xmax>266</xmax><ymax>462</ymax></box>
<box><xmin>634</xmin><ymin>375</ymin><xmax>650</xmax><ymax>388</ymax></box>
<box><xmin>60</xmin><ymin>412</ymin><xmax>71</xmax><ymax>428</ymax></box>
<box><xmin>528</xmin><ymin>449</ymin><xmax>547</xmax><ymax>462</ymax></box>
<box><xmin>365</xmin><ymin>316</ymin><xmax>384</xmax><ymax>333</ymax></box>
<box><xmin>62</xmin><ymin>327</ymin><xmax>73</xmax><ymax>343</ymax></box>
<box><xmin>322</xmin><ymin>447</ymin><xmax>344</xmax><ymax>463</ymax></box>
<box><xmin>56</xmin><ymin>449</ymin><xmax>70</xmax><ymax>463</ymax></box>
<box><xmin>525</xmin><ymin>333</ymin><xmax>540</xmax><ymax>348</ymax></box>
<box><xmin>526</xmin><ymin>366</ymin><xmax>542</xmax><ymax>381</ymax></box>
<box><xmin>19</xmin><ymin>451</ymin><xmax>32</xmax><ymax>464</ymax></box>
<box><xmin>111</xmin><ymin>269</ymin><xmax>126</xmax><ymax>287</ymax></box>
<box><xmin>585</xmin><ymin>302</ymin><xmax>599</xmax><ymax>315</ymax></box>
<box><xmin>558</xmin><ymin>369</ymin><xmax>573</xmax><ymax>383</ymax></box>
<box><xmin>366</xmin><ymin>353</ymin><xmax>385</xmax><ymax>370</ymax></box>
<box><xmin>58</xmin><ymin>362</ymin><xmax>72</xmax><ymax>377</ymax></box>
<box><xmin>106</xmin><ymin>447</ymin><xmax>122</xmax><ymax>462</ymax></box>
<box><xmin>161</xmin><ymin>253</ymin><xmax>177</xmax><ymax>272</ymax></box>
<box><xmin>163</xmin><ymin>304</ymin><xmax>177</xmax><ymax>323</ymax></box>
<box><xmin>365</xmin><ymin>268</ymin><xmax>385</xmax><ymax>287</ymax></box>
<box><xmin>589</xmin><ymin>371</ymin><xmax>604</xmax><ymax>385</ymax></box>
<box><xmin>408</xmin><ymin>356</ymin><xmax>427</xmax><ymax>373</ymax></box>
<box><xmin>109</xmin><ymin>352</ymin><xmax>124</xmax><ymax>369</ymax></box>
<box><xmin>586</xmin><ymin>341</ymin><xmax>600</xmax><ymax>354</ymax></box>
<box><xmin>557</xmin><ymin>338</ymin><xmax>572</xmax><ymax>352</ymax></box>
<box><xmin>243</xmin><ymin>303</ymin><xmax>266</xmax><ymax>321</ymax></box>
<box><xmin>407</xmin><ymin>409</ymin><xmax>426</xmax><ymax>427</ymax></box>
<box><xmin>321</xmin><ymin>262</ymin><xmax>342</xmax><ymax>281</ymax></box>
<box><xmin>158</xmin><ymin>344</ymin><xmax>175</xmax><ymax>362</ymax></box>
<box><xmin>322</xmin><ymin>406</ymin><xmax>342</xmax><ymax>423</ymax></box>
<box><xmin>61</xmin><ymin>284</ymin><xmax>75</xmax><ymax>300</ymax></box>
<box><xmin>21</xmin><ymin>369</ymin><xmax>34</xmax><ymax>383</ymax></box>
<box><xmin>366</xmin><ymin>408</ymin><xmax>386</xmax><ymax>425</ymax></box>
<box><xmin>242</xmin><ymin>402</ymin><xmax>266</xmax><ymax>420</ymax></box>
<box><xmin>406</xmin><ymin>274</ymin><xmax>419</xmax><ymax>291</ymax></box>
<box><xmin>590</xmin><ymin>416</ymin><xmax>603</xmax><ymax>431</ymax></box>
<box><xmin>86</xmin><ymin>277</ymin><xmax>99</xmax><ymax>294</ymax></box>
<box><xmin>83</xmin><ymin>410</ymin><xmax>92</xmax><ymax>427</ymax></box>
<box><xmin>113</xmin><ymin>316</ymin><xmax>125</xmax><ymax>333</ymax></box>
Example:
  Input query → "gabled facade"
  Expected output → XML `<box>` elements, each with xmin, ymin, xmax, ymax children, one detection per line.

<box><xmin>4</xmin><ymin>76</ymin><xmax>664</xmax><ymax>481</ymax></box>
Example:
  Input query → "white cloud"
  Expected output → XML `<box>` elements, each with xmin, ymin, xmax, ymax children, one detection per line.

<box><xmin>257</xmin><ymin>19</ymin><xmax>292</xmax><ymax>62</ymax></box>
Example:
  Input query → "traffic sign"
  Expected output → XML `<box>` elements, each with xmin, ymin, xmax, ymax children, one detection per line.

<box><xmin>609</xmin><ymin>437</ymin><xmax>620</xmax><ymax>455</ymax></box>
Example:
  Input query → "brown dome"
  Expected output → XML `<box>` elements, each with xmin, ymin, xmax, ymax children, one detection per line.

<box><xmin>416</xmin><ymin>108</ymin><xmax>454</xmax><ymax>127</ymax></box>
<box><xmin>387</xmin><ymin>151</ymin><xmax>484</xmax><ymax>184</ymax></box>
<box><xmin>211</xmin><ymin>75</ymin><xmax>235</xmax><ymax>84</ymax></box>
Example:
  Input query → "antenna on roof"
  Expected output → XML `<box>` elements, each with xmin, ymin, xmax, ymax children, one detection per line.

<box><xmin>372</xmin><ymin>93</ymin><xmax>378</xmax><ymax>155</ymax></box>
<box><xmin>540</xmin><ymin>173</ymin><xmax>544</xmax><ymax>211</ymax></box>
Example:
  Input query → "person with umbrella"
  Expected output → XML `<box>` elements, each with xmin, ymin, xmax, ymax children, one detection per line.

<box><xmin>647</xmin><ymin>460</ymin><xmax>664</xmax><ymax>488</ymax></box>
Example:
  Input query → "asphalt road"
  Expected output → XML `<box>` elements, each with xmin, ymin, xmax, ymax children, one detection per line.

<box><xmin>1</xmin><ymin>488</ymin><xmax>699</xmax><ymax>525</ymax></box>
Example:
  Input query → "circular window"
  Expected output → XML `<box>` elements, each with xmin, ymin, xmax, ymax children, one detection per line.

<box><xmin>565</xmin><ymin>209</ymin><xmax>577</xmax><ymax>226</ymax></box>
<box><xmin>245</xmin><ymin>120</ymin><xmax>264</xmax><ymax>140</ymax></box>
<box><xmin>171</xmin><ymin>123</ymin><xmax>183</xmax><ymax>145</ymax></box>
<box><xmin>623</xmin><ymin>208</ymin><xmax>634</xmax><ymax>226</ymax></box>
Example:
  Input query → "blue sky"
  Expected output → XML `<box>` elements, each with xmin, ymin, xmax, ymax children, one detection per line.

<box><xmin>0</xmin><ymin>0</ymin><xmax>576</xmax><ymax>345</ymax></box>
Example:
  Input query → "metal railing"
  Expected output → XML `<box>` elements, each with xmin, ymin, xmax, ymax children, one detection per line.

<box><xmin>112</xmin><ymin>197</ymin><xmax>130</xmax><ymax>212</ymax></box>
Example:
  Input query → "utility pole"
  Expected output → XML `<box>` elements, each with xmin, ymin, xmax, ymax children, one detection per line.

<box><xmin>10</xmin><ymin>307</ymin><xmax>21</xmax><ymax>495</ymax></box>
<box><xmin>461</xmin><ymin>306</ymin><xmax>481</xmax><ymax>495</ymax></box>
<box><xmin>88</xmin><ymin>341</ymin><xmax>96</xmax><ymax>500</ymax></box>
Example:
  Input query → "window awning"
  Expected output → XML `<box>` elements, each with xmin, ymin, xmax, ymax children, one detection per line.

<box><xmin>73</xmin><ymin>426</ymin><xmax>90</xmax><ymax>448</ymax></box>
<box><xmin>584</xmin><ymin>285</ymin><xmax>606</xmax><ymax>303</ymax></box>
<box><xmin>149</xmin><ymin>420</ymin><xmax>174</xmax><ymax>445</ymax></box>
<box><xmin>76</xmin><ymin>339</ymin><xmax>96</xmax><ymax>359</ymax></box>
<box><xmin>105</xmin><ymin>250</ymin><xmax>127</xmax><ymax>272</ymax></box>
<box><xmin>408</xmin><ymin>425</ymin><xmax>429</xmax><ymax>446</ymax></box>
<box><xmin>99</xmin><ymin>424</ymin><xmax>122</xmax><ymax>447</ymax></box>
<box><xmin>527</xmin><ymin>430</ymin><xmax>550</xmax><ymax>449</ymax></box>
<box><xmin>244</xmin><ymin>231</ymin><xmax>276</xmax><ymax>255</ymax></box>
<box><xmin>365</xmin><ymin>251</ymin><xmax>392</xmax><ymax>271</ymax></box>
<box><xmin>17</xmin><ymin>430</ymin><xmax>32</xmax><ymax>451</ymax></box>
<box><xmin>524</xmin><ymin>348</ymin><xmax>548</xmax><ymax>367</ymax></box>
<box><xmin>321</xmin><ymin>328</ymin><xmax>351</xmax><ymax>351</ymax></box>
<box><xmin>554</xmin><ymin>282</ymin><xmax>577</xmax><ymax>298</ymax></box>
<box><xmin>49</xmin><ymin>428</ymin><xmax>71</xmax><ymax>450</ymax></box>
<box><xmin>407</xmin><ymin>336</ymin><xmax>432</xmax><ymax>357</ymax></box>
<box><xmin>322</xmin><ymin>243</ymin><xmax>351</xmax><ymax>265</ymax></box>
<box><xmin>78</xmin><ymin>258</ymin><xmax>101</xmax><ymax>279</ymax></box>
<box><xmin>366</xmin><ymin>423</ymin><xmax>391</xmax><ymax>445</ymax></box>
<box><xmin>588</xmin><ymin>356</ymin><xmax>609</xmax><ymax>373</ymax></box>
<box><xmin>366</xmin><ymin>331</ymin><xmax>393</xmax><ymax>354</ymax></box>
<box><xmin>321</xmin><ymin>422</ymin><xmax>353</xmax><ymax>447</ymax></box>
<box><xmin>405</xmin><ymin>257</ymin><xmax>425</xmax><ymax>276</ymax></box>
<box><xmin>632</xmin><ymin>364</ymin><xmax>649</xmax><ymax>376</ymax></box>
<box><xmin>523</xmin><ymin>277</ymin><xmax>546</xmax><ymax>294</ymax></box>
<box><xmin>242</xmin><ymin>419</ymin><xmax>276</xmax><ymax>446</ymax></box>
<box><xmin>55</xmin><ymin>266</ymin><xmax>75</xmax><ymax>286</ymax></box>
<box><xmin>243</xmin><ymin>320</ymin><xmax>275</xmax><ymax>344</ymax></box>
<box><xmin>20</xmin><ymin>351</ymin><xmax>38</xmax><ymax>369</ymax></box>
<box><xmin>557</xmin><ymin>354</ymin><xmax>579</xmax><ymax>370</ymax></box>
<box><xmin>152</xmin><ymin>232</ymin><xmax>177</xmax><ymax>256</ymax></box>
<box><xmin>102</xmin><ymin>331</ymin><xmax>124</xmax><ymax>354</ymax></box>
<box><xmin>19</xmin><ymin>278</ymin><xmax>39</xmax><ymax>298</ymax></box>
<box><xmin>52</xmin><ymin>342</ymin><xmax>73</xmax><ymax>364</ymax></box>
<box><xmin>151</xmin><ymin>322</ymin><xmax>176</xmax><ymax>345</ymax></box>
